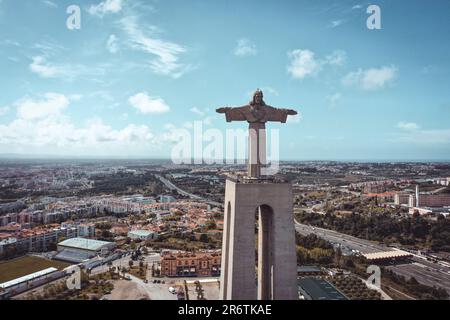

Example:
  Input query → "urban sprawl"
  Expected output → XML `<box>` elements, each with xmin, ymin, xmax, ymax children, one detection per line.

<box><xmin>0</xmin><ymin>160</ymin><xmax>449</xmax><ymax>300</ymax></box>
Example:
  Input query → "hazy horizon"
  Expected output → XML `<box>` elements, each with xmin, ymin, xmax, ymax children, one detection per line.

<box><xmin>1</xmin><ymin>153</ymin><xmax>449</xmax><ymax>164</ymax></box>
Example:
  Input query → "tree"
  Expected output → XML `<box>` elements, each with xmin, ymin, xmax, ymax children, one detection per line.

<box><xmin>101</xmin><ymin>230</ymin><xmax>112</xmax><ymax>239</ymax></box>
<box><xmin>199</xmin><ymin>234</ymin><xmax>209</xmax><ymax>243</ymax></box>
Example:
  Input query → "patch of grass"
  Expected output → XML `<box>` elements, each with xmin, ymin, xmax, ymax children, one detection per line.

<box><xmin>0</xmin><ymin>255</ymin><xmax>71</xmax><ymax>283</ymax></box>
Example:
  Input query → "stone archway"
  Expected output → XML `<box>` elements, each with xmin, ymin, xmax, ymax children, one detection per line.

<box><xmin>256</xmin><ymin>204</ymin><xmax>274</xmax><ymax>300</ymax></box>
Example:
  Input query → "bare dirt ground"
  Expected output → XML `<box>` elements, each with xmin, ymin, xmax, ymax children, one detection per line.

<box><xmin>106</xmin><ymin>280</ymin><xmax>149</xmax><ymax>300</ymax></box>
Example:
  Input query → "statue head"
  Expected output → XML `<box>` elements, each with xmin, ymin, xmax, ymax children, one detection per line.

<box><xmin>250</xmin><ymin>89</ymin><xmax>265</xmax><ymax>106</ymax></box>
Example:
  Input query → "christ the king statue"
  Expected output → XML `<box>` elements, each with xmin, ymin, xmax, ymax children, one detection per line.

<box><xmin>216</xmin><ymin>89</ymin><xmax>298</xmax><ymax>178</ymax></box>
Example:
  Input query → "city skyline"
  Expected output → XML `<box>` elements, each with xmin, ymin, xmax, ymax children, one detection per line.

<box><xmin>1</xmin><ymin>0</ymin><xmax>450</xmax><ymax>160</ymax></box>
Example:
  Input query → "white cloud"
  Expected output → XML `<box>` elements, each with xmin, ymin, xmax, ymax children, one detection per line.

<box><xmin>390</xmin><ymin>122</ymin><xmax>450</xmax><ymax>146</ymax></box>
<box><xmin>190</xmin><ymin>107</ymin><xmax>205</xmax><ymax>116</ymax></box>
<box><xmin>234</xmin><ymin>38</ymin><xmax>257</xmax><ymax>57</ymax></box>
<box><xmin>30</xmin><ymin>56</ymin><xmax>60</xmax><ymax>78</ymax></box>
<box><xmin>120</xmin><ymin>15</ymin><xmax>191</xmax><ymax>78</ymax></box>
<box><xmin>330</xmin><ymin>20</ymin><xmax>344</xmax><ymax>28</ymax></box>
<box><xmin>0</xmin><ymin>93</ymin><xmax>187</xmax><ymax>156</ymax></box>
<box><xmin>29</xmin><ymin>56</ymin><xmax>106</xmax><ymax>80</ymax></box>
<box><xmin>128</xmin><ymin>92</ymin><xmax>170</xmax><ymax>114</ymax></box>
<box><xmin>287</xmin><ymin>112</ymin><xmax>302</xmax><ymax>124</ymax></box>
<box><xmin>33</xmin><ymin>40</ymin><xmax>64</xmax><ymax>56</ymax></box>
<box><xmin>0</xmin><ymin>95</ymin><xmax>158</xmax><ymax>154</ymax></box>
<box><xmin>261</xmin><ymin>86</ymin><xmax>279</xmax><ymax>96</ymax></box>
<box><xmin>0</xmin><ymin>39</ymin><xmax>21</xmax><ymax>47</ymax></box>
<box><xmin>326</xmin><ymin>50</ymin><xmax>347</xmax><ymax>66</ymax></box>
<box><xmin>342</xmin><ymin>66</ymin><xmax>397</xmax><ymax>90</ymax></box>
<box><xmin>88</xmin><ymin>0</ymin><xmax>123</xmax><ymax>17</ymax></box>
<box><xmin>287</xmin><ymin>49</ymin><xmax>321</xmax><ymax>79</ymax></box>
<box><xmin>287</xmin><ymin>49</ymin><xmax>346</xmax><ymax>79</ymax></box>
<box><xmin>43</xmin><ymin>0</ymin><xmax>57</xmax><ymax>8</ymax></box>
<box><xmin>107</xmin><ymin>34</ymin><xmax>119</xmax><ymax>53</ymax></box>
<box><xmin>15</xmin><ymin>93</ymin><xmax>69</xmax><ymax>120</ymax></box>
<box><xmin>390</xmin><ymin>128</ymin><xmax>450</xmax><ymax>145</ymax></box>
<box><xmin>397</xmin><ymin>121</ymin><xmax>419</xmax><ymax>131</ymax></box>
<box><xmin>0</xmin><ymin>117</ymin><xmax>155</xmax><ymax>149</ymax></box>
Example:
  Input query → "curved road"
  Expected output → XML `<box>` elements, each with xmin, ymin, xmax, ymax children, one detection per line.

<box><xmin>155</xmin><ymin>174</ymin><xmax>223</xmax><ymax>207</ymax></box>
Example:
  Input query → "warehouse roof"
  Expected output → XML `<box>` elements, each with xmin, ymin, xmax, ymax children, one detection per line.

<box><xmin>363</xmin><ymin>250</ymin><xmax>412</xmax><ymax>261</ymax></box>
<box><xmin>58</xmin><ymin>237</ymin><xmax>113</xmax><ymax>251</ymax></box>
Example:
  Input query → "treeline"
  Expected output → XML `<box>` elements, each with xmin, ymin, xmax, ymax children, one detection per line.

<box><xmin>0</xmin><ymin>187</ymin><xmax>29</xmax><ymax>203</ymax></box>
<box><xmin>383</xmin><ymin>269</ymin><xmax>449</xmax><ymax>300</ymax></box>
<box><xmin>295</xmin><ymin>233</ymin><xmax>335</xmax><ymax>265</ymax></box>
<box><xmin>78</xmin><ymin>172</ymin><xmax>163</xmax><ymax>196</ymax></box>
<box><xmin>296</xmin><ymin>211</ymin><xmax>450</xmax><ymax>252</ymax></box>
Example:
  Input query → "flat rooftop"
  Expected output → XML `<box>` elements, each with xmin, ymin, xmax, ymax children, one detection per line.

<box><xmin>298</xmin><ymin>278</ymin><xmax>347</xmax><ymax>300</ymax></box>
<box><xmin>363</xmin><ymin>250</ymin><xmax>412</xmax><ymax>261</ymax></box>
<box><xmin>0</xmin><ymin>267</ymin><xmax>57</xmax><ymax>289</ymax></box>
<box><xmin>128</xmin><ymin>230</ymin><xmax>155</xmax><ymax>236</ymax></box>
<box><xmin>58</xmin><ymin>237</ymin><xmax>113</xmax><ymax>251</ymax></box>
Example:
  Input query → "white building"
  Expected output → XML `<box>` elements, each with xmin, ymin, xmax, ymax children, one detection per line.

<box><xmin>56</xmin><ymin>238</ymin><xmax>116</xmax><ymax>262</ymax></box>
<box><xmin>127</xmin><ymin>230</ymin><xmax>158</xmax><ymax>241</ymax></box>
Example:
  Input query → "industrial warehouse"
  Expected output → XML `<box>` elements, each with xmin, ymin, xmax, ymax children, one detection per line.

<box><xmin>55</xmin><ymin>238</ymin><xmax>116</xmax><ymax>263</ymax></box>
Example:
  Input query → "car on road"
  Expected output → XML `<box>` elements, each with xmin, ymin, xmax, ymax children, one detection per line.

<box><xmin>169</xmin><ymin>287</ymin><xmax>176</xmax><ymax>294</ymax></box>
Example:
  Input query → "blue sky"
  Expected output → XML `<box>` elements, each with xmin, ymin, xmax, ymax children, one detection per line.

<box><xmin>0</xmin><ymin>0</ymin><xmax>450</xmax><ymax>160</ymax></box>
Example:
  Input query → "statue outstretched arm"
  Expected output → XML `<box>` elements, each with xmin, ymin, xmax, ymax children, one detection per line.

<box><xmin>284</xmin><ymin>109</ymin><xmax>297</xmax><ymax>116</ymax></box>
<box><xmin>216</xmin><ymin>105</ymin><xmax>248</xmax><ymax>122</ymax></box>
<box><xmin>266</xmin><ymin>106</ymin><xmax>298</xmax><ymax>123</ymax></box>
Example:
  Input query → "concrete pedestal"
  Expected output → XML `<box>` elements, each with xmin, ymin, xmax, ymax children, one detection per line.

<box><xmin>220</xmin><ymin>177</ymin><xmax>298</xmax><ymax>300</ymax></box>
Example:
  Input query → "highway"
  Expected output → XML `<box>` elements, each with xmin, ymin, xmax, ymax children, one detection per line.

<box><xmin>295</xmin><ymin>222</ymin><xmax>390</xmax><ymax>254</ymax></box>
<box><xmin>295</xmin><ymin>221</ymin><xmax>450</xmax><ymax>294</ymax></box>
<box><xmin>155</xmin><ymin>174</ymin><xmax>223</xmax><ymax>207</ymax></box>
